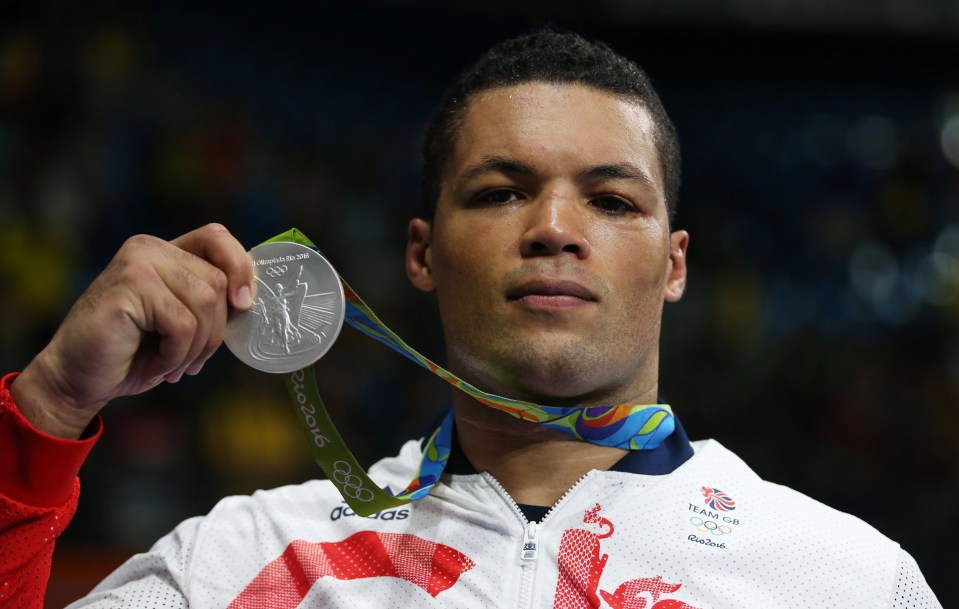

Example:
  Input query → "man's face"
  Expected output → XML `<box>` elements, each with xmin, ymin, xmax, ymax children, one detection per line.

<box><xmin>407</xmin><ymin>82</ymin><xmax>688</xmax><ymax>406</ymax></box>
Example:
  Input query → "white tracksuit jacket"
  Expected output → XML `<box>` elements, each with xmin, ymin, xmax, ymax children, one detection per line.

<box><xmin>68</xmin><ymin>438</ymin><xmax>941</xmax><ymax>609</ymax></box>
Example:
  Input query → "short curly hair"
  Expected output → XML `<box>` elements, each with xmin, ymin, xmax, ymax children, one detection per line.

<box><xmin>420</xmin><ymin>28</ymin><xmax>681</xmax><ymax>222</ymax></box>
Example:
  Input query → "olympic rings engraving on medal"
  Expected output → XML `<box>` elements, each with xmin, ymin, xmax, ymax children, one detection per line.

<box><xmin>690</xmin><ymin>516</ymin><xmax>732</xmax><ymax>535</ymax></box>
<box><xmin>332</xmin><ymin>460</ymin><xmax>375</xmax><ymax>502</ymax></box>
<box><xmin>265</xmin><ymin>265</ymin><xmax>289</xmax><ymax>277</ymax></box>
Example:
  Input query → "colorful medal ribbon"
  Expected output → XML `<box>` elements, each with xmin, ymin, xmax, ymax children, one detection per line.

<box><xmin>262</xmin><ymin>229</ymin><xmax>675</xmax><ymax>516</ymax></box>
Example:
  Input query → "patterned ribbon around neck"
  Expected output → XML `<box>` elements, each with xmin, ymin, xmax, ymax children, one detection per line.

<box><xmin>262</xmin><ymin>229</ymin><xmax>675</xmax><ymax>516</ymax></box>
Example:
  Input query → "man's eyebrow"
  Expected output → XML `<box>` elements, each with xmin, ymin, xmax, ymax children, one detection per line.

<box><xmin>578</xmin><ymin>163</ymin><xmax>659</xmax><ymax>190</ymax></box>
<box><xmin>458</xmin><ymin>156</ymin><xmax>537</xmax><ymax>182</ymax></box>
<box><xmin>454</xmin><ymin>157</ymin><xmax>659</xmax><ymax>192</ymax></box>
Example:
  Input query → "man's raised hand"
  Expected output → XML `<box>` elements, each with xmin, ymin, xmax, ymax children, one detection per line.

<box><xmin>10</xmin><ymin>224</ymin><xmax>254</xmax><ymax>439</ymax></box>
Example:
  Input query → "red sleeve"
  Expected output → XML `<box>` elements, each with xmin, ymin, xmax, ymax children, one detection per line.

<box><xmin>0</xmin><ymin>372</ymin><xmax>101</xmax><ymax>609</ymax></box>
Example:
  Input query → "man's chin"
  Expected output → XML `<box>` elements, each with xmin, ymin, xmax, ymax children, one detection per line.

<box><xmin>448</xmin><ymin>337</ymin><xmax>641</xmax><ymax>404</ymax></box>
<box><xmin>489</xmin><ymin>362</ymin><xmax>618</xmax><ymax>406</ymax></box>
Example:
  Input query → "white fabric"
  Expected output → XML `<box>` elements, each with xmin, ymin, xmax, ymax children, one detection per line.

<box><xmin>68</xmin><ymin>440</ymin><xmax>941</xmax><ymax>608</ymax></box>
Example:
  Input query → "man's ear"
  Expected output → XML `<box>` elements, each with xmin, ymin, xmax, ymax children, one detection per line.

<box><xmin>406</xmin><ymin>218</ymin><xmax>435</xmax><ymax>292</ymax></box>
<box><xmin>664</xmin><ymin>230</ymin><xmax>689</xmax><ymax>302</ymax></box>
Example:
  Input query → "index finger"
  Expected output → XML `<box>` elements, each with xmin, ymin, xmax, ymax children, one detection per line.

<box><xmin>170</xmin><ymin>223</ymin><xmax>254</xmax><ymax>311</ymax></box>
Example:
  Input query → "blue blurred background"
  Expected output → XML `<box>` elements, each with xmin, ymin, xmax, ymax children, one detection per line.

<box><xmin>1</xmin><ymin>0</ymin><xmax>956</xmax><ymax>605</ymax></box>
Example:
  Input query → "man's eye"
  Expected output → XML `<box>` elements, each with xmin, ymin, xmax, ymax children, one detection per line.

<box><xmin>591</xmin><ymin>196</ymin><xmax>636</xmax><ymax>215</ymax></box>
<box><xmin>474</xmin><ymin>189</ymin><xmax>524</xmax><ymax>205</ymax></box>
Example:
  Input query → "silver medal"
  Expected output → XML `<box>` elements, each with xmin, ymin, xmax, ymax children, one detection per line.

<box><xmin>225</xmin><ymin>241</ymin><xmax>345</xmax><ymax>373</ymax></box>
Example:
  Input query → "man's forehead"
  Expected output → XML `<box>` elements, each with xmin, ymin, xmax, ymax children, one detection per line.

<box><xmin>447</xmin><ymin>82</ymin><xmax>662</xmax><ymax>183</ymax></box>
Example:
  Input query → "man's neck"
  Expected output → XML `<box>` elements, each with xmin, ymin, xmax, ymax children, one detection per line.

<box><xmin>452</xmin><ymin>398</ymin><xmax>628</xmax><ymax>507</ymax></box>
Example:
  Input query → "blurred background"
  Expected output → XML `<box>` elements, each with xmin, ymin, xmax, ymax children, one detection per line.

<box><xmin>1</xmin><ymin>0</ymin><xmax>956</xmax><ymax>605</ymax></box>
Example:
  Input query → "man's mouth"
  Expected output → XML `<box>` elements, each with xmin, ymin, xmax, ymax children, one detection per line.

<box><xmin>506</xmin><ymin>280</ymin><xmax>598</xmax><ymax>307</ymax></box>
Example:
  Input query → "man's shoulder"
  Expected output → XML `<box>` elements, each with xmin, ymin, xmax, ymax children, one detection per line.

<box><xmin>586</xmin><ymin>439</ymin><xmax>905</xmax><ymax>601</ymax></box>
<box><xmin>674</xmin><ymin>439</ymin><xmax>900</xmax><ymax>550</ymax></box>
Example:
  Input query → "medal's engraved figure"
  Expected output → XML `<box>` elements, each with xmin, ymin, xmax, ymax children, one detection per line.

<box><xmin>242</xmin><ymin>259</ymin><xmax>341</xmax><ymax>365</ymax></box>
<box><xmin>251</xmin><ymin>267</ymin><xmax>312</xmax><ymax>357</ymax></box>
<box><xmin>269</xmin><ymin>280</ymin><xmax>303</xmax><ymax>353</ymax></box>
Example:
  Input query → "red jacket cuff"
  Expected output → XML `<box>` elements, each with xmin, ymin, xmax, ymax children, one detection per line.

<box><xmin>0</xmin><ymin>372</ymin><xmax>102</xmax><ymax>507</ymax></box>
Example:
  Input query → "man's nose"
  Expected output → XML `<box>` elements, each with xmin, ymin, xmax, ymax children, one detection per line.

<box><xmin>518</xmin><ymin>192</ymin><xmax>591</xmax><ymax>259</ymax></box>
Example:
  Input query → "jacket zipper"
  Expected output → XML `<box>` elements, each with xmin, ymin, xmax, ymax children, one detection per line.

<box><xmin>481</xmin><ymin>474</ymin><xmax>537</xmax><ymax>608</ymax></box>
<box><xmin>481</xmin><ymin>471</ymin><xmax>593</xmax><ymax>609</ymax></box>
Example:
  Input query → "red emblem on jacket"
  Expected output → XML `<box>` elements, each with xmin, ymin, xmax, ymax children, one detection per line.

<box><xmin>553</xmin><ymin>504</ymin><xmax>700</xmax><ymax>609</ymax></box>
<box><xmin>228</xmin><ymin>531</ymin><xmax>475</xmax><ymax>608</ymax></box>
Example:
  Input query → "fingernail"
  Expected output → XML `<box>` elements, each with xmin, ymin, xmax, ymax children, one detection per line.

<box><xmin>236</xmin><ymin>285</ymin><xmax>252</xmax><ymax>310</ymax></box>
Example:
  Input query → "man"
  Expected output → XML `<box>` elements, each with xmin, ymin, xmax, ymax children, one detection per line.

<box><xmin>0</xmin><ymin>29</ymin><xmax>941</xmax><ymax>608</ymax></box>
